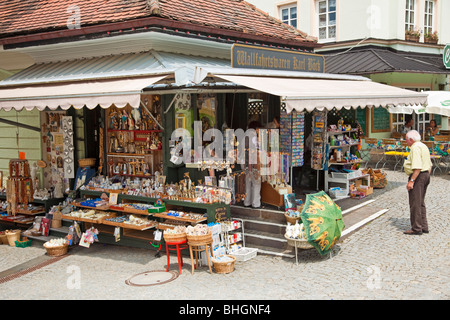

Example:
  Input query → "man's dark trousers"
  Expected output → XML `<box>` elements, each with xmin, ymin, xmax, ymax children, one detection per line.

<box><xmin>408</xmin><ymin>171</ymin><xmax>430</xmax><ymax>233</ymax></box>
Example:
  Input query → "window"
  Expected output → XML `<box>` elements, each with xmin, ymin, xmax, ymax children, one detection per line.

<box><xmin>317</xmin><ymin>0</ymin><xmax>336</xmax><ymax>41</ymax></box>
<box><xmin>280</xmin><ymin>4</ymin><xmax>297</xmax><ymax>29</ymax></box>
<box><xmin>405</xmin><ymin>0</ymin><xmax>415</xmax><ymax>32</ymax></box>
<box><xmin>424</xmin><ymin>0</ymin><xmax>434</xmax><ymax>35</ymax></box>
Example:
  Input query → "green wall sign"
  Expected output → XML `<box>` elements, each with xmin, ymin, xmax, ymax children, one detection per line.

<box><xmin>231</xmin><ymin>44</ymin><xmax>325</xmax><ymax>73</ymax></box>
<box><xmin>444</xmin><ymin>44</ymin><xmax>450</xmax><ymax>69</ymax></box>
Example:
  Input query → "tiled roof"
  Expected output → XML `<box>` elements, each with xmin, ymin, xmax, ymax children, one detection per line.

<box><xmin>324</xmin><ymin>47</ymin><xmax>448</xmax><ymax>74</ymax></box>
<box><xmin>0</xmin><ymin>0</ymin><xmax>317</xmax><ymax>45</ymax></box>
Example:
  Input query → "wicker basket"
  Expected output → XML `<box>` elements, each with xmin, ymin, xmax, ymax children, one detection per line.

<box><xmin>284</xmin><ymin>213</ymin><xmax>301</xmax><ymax>225</ymax></box>
<box><xmin>284</xmin><ymin>234</ymin><xmax>314</xmax><ymax>250</ymax></box>
<box><xmin>0</xmin><ymin>231</ymin><xmax>8</xmax><ymax>245</ymax></box>
<box><xmin>5</xmin><ymin>229</ymin><xmax>21</xmax><ymax>247</ymax></box>
<box><xmin>43</xmin><ymin>242</ymin><xmax>69</xmax><ymax>257</ymax></box>
<box><xmin>187</xmin><ymin>232</ymin><xmax>213</xmax><ymax>245</ymax></box>
<box><xmin>212</xmin><ymin>255</ymin><xmax>236</xmax><ymax>274</ymax></box>
<box><xmin>163</xmin><ymin>232</ymin><xmax>187</xmax><ymax>243</ymax></box>
<box><xmin>78</xmin><ymin>158</ymin><xmax>96</xmax><ymax>167</ymax></box>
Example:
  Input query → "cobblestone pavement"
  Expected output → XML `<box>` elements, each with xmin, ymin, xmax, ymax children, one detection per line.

<box><xmin>0</xmin><ymin>170</ymin><xmax>449</xmax><ymax>300</ymax></box>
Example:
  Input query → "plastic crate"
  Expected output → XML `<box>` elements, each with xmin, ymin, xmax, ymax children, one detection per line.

<box><xmin>15</xmin><ymin>239</ymin><xmax>32</xmax><ymax>248</ymax></box>
<box><xmin>231</xmin><ymin>247</ymin><xmax>258</xmax><ymax>261</ymax></box>
<box><xmin>331</xmin><ymin>171</ymin><xmax>351</xmax><ymax>179</ymax></box>
<box><xmin>329</xmin><ymin>188</ymin><xmax>348</xmax><ymax>198</ymax></box>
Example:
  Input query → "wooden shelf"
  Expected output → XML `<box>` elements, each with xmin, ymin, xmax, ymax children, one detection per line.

<box><xmin>107</xmin><ymin>130</ymin><xmax>162</xmax><ymax>133</ymax></box>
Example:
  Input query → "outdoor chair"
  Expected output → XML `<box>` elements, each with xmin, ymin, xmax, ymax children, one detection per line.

<box><xmin>360</xmin><ymin>138</ymin><xmax>378</xmax><ymax>168</ymax></box>
<box><xmin>376</xmin><ymin>138</ymin><xmax>400</xmax><ymax>169</ymax></box>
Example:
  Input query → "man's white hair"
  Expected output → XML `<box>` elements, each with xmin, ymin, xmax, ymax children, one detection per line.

<box><xmin>406</xmin><ymin>130</ymin><xmax>421</xmax><ymax>142</ymax></box>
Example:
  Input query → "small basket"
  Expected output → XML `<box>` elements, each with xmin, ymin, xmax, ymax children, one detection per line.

<box><xmin>284</xmin><ymin>234</ymin><xmax>314</xmax><ymax>250</ymax></box>
<box><xmin>0</xmin><ymin>231</ymin><xmax>8</xmax><ymax>245</ymax></box>
<box><xmin>163</xmin><ymin>232</ymin><xmax>187</xmax><ymax>243</ymax></box>
<box><xmin>187</xmin><ymin>232</ymin><xmax>213</xmax><ymax>246</ymax></box>
<box><xmin>5</xmin><ymin>229</ymin><xmax>21</xmax><ymax>247</ymax></box>
<box><xmin>212</xmin><ymin>255</ymin><xmax>236</xmax><ymax>274</ymax></box>
<box><xmin>284</xmin><ymin>212</ymin><xmax>301</xmax><ymax>225</ymax></box>
<box><xmin>78</xmin><ymin>158</ymin><xmax>96</xmax><ymax>167</ymax></box>
<box><xmin>43</xmin><ymin>242</ymin><xmax>69</xmax><ymax>257</ymax></box>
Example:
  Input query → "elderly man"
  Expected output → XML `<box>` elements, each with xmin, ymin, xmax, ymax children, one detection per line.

<box><xmin>403</xmin><ymin>130</ymin><xmax>432</xmax><ymax>235</ymax></box>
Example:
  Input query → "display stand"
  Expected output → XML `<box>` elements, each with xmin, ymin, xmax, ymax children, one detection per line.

<box><xmin>79</xmin><ymin>189</ymin><xmax>230</xmax><ymax>223</ymax></box>
<box><xmin>324</xmin><ymin>128</ymin><xmax>364</xmax><ymax>193</ymax></box>
<box><xmin>105</xmin><ymin>101</ymin><xmax>163</xmax><ymax>178</ymax></box>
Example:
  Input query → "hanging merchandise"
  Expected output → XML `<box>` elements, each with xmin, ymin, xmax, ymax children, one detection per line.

<box><xmin>311</xmin><ymin>110</ymin><xmax>328</xmax><ymax>170</ymax></box>
<box><xmin>291</xmin><ymin>111</ymin><xmax>305</xmax><ymax>167</ymax></box>
<box><xmin>62</xmin><ymin>116</ymin><xmax>75</xmax><ymax>179</ymax></box>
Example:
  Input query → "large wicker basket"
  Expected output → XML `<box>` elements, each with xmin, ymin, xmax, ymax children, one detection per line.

<box><xmin>5</xmin><ymin>229</ymin><xmax>21</xmax><ymax>247</ymax></box>
<box><xmin>284</xmin><ymin>234</ymin><xmax>314</xmax><ymax>249</ymax></box>
<box><xmin>187</xmin><ymin>232</ymin><xmax>213</xmax><ymax>245</ymax></box>
<box><xmin>78</xmin><ymin>158</ymin><xmax>96</xmax><ymax>167</ymax></box>
<box><xmin>212</xmin><ymin>255</ymin><xmax>236</xmax><ymax>274</ymax></box>
<box><xmin>43</xmin><ymin>242</ymin><xmax>69</xmax><ymax>257</ymax></box>
<box><xmin>163</xmin><ymin>232</ymin><xmax>187</xmax><ymax>243</ymax></box>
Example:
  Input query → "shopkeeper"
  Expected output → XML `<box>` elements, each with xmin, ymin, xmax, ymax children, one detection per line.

<box><xmin>243</xmin><ymin>120</ymin><xmax>262</xmax><ymax>208</ymax></box>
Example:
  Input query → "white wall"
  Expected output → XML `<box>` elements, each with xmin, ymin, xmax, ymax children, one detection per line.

<box><xmin>246</xmin><ymin>0</ymin><xmax>450</xmax><ymax>45</ymax></box>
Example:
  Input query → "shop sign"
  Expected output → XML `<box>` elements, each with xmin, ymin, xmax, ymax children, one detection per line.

<box><xmin>231</xmin><ymin>44</ymin><xmax>325</xmax><ymax>73</ymax></box>
<box><xmin>444</xmin><ymin>44</ymin><xmax>450</xmax><ymax>69</ymax></box>
<box><xmin>215</xmin><ymin>206</ymin><xmax>228</xmax><ymax>222</ymax></box>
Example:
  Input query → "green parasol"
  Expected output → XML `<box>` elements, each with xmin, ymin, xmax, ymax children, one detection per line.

<box><xmin>300</xmin><ymin>191</ymin><xmax>345</xmax><ymax>256</ymax></box>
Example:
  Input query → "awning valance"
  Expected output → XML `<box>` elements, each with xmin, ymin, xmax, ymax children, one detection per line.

<box><xmin>210</xmin><ymin>74</ymin><xmax>428</xmax><ymax>113</ymax></box>
<box><xmin>193</xmin><ymin>66</ymin><xmax>428</xmax><ymax>113</ymax></box>
<box><xmin>0</xmin><ymin>75</ymin><xmax>168</xmax><ymax>111</ymax></box>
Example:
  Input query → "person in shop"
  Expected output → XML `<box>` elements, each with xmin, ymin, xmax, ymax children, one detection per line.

<box><xmin>403</xmin><ymin>130</ymin><xmax>432</xmax><ymax>235</ymax></box>
<box><xmin>266</xmin><ymin>116</ymin><xmax>280</xmax><ymax>129</ymax></box>
<box><xmin>400</xmin><ymin>116</ymin><xmax>414</xmax><ymax>134</ymax></box>
<box><xmin>243</xmin><ymin>120</ymin><xmax>262</xmax><ymax>208</ymax></box>
<box><xmin>425</xmin><ymin>119</ymin><xmax>439</xmax><ymax>140</ymax></box>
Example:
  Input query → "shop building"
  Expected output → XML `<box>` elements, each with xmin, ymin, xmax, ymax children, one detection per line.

<box><xmin>0</xmin><ymin>1</ymin><xmax>427</xmax><ymax>255</ymax></box>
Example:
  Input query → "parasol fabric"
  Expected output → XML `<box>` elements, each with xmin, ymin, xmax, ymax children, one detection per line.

<box><xmin>300</xmin><ymin>191</ymin><xmax>345</xmax><ymax>255</ymax></box>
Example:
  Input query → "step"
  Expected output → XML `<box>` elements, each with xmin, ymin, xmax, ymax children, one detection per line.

<box><xmin>243</xmin><ymin>229</ymin><xmax>288</xmax><ymax>250</ymax></box>
<box><xmin>230</xmin><ymin>205</ymin><xmax>285</xmax><ymax>224</ymax></box>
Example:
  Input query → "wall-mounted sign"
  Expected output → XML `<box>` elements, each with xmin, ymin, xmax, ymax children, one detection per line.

<box><xmin>231</xmin><ymin>44</ymin><xmax>325</xmax><ymax>73</ymax></box>
<box><xmin>444</xmin><ymin>44</ymin><xmax>450</xmax><ymax>69</ymax></box>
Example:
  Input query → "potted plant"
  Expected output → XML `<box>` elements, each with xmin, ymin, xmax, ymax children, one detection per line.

<box><xmin>424</xmin><ymin>31</ymin><xmax>438</xmax><ymax>44</ymax></box>
<box><xmin>405</xmin><ymin>28</ymin><xmax>421</xmax><ymax>42</ymax></box>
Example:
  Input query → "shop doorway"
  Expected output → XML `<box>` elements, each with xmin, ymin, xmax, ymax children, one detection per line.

<box><xmin>83</xmin><ymin>107</ymin><xmax>101</xmax><ymax>166</ymax></box>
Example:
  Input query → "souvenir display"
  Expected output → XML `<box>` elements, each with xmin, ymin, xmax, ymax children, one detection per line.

<box><xmin>106</xmin><ymin>99</ymin><xmax>163</xmax><ymax>179</ymax></box>
<box><xmin>311</xmin><ymin>110</ymin><xmax>327</xmax><ymax>170</ymax></box>
<box><xmin>6</xmin><ymin>159</ymin><xmax>33</xmax><ymax>215</ymax></box>
<box><xmin>62</xmin><ymin>116</ymin><xmax>75</xmax><ymax>178</ymax></box>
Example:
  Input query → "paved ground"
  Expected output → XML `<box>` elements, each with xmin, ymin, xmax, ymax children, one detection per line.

<box><xmin>0</xmin><ymin>170</ymin><xmax>449</xmax><ymax>301</ymax></box>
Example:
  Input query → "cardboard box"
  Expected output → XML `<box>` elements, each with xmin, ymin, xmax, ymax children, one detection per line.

<box><xmin>357</xmin><ymin>186</ymin><xmax>373</xmax><ymax>196</ymax></box>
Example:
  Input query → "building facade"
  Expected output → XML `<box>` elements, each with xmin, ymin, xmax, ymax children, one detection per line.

<box><xmin>246</xmin><ymin>0</ymin><xmax>450</xmax><ymax>137</ymax></box>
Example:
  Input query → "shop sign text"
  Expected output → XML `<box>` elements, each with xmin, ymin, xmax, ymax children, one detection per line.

<box><xmin>232</xmin><ymin>44</ymin><xmax>324</xmax><ymax>73</ymax></box>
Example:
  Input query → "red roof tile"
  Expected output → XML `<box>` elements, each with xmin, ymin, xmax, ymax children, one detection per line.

<box><xmin>0</xmin><ymin>0</ymin><xmax>317</xmax><ymax>46</ymax></box>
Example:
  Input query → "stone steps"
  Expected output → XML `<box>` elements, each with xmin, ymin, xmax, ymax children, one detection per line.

<box><xmin>231</xmin><ymin>198</ymin><xmax>388</xmax><ymax>258</ymax></box>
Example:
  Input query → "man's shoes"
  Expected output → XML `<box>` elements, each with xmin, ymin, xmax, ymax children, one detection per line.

<box><xmin>403</xmin><ymin>229</ymin><xmax>422</xmax><ymax>235</ymax></box>
<box><xmin>422</xmin><ymin>230</ymin><xmax>429</xmax><ymax>234</ymax></box>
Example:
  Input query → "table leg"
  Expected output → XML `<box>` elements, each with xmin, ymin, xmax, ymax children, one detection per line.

<box><xmin>205</xmin><ymin>244</ymin><xmax>212</xmax><ymax>273</ymax></box>
<box><xmin>166</xmin><ymin>243</ymin><xmax>170</xmax><ymax>272</ymax></box>
<box><xmin>189</xmin><ymin>245</ymin><xmax>195</xmax><ymax>274</ymax></box>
